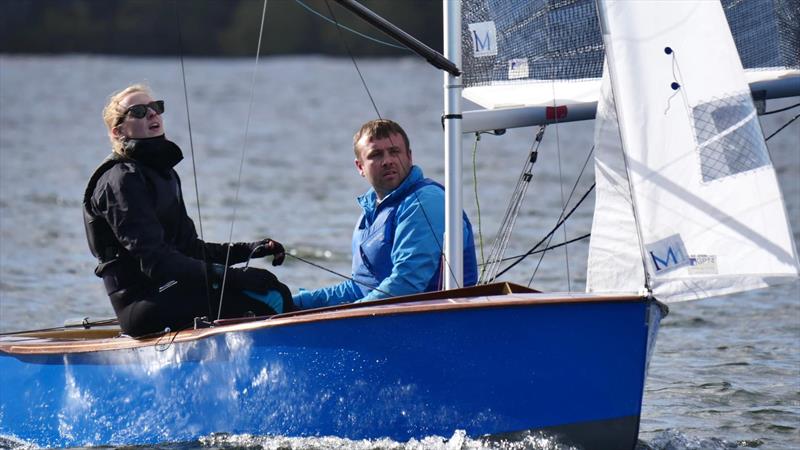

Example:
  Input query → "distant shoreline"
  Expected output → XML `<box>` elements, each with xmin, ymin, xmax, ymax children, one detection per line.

<box><xmin>1</xmin><ymin>0</ymin><xmax>441</xmax><ymax>56</ymax></box>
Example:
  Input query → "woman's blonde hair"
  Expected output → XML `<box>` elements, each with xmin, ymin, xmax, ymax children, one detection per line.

<box><xmin>102</xmin><ymin>83</ymin><xmax>152</xmax><ymax>155</ymax></box>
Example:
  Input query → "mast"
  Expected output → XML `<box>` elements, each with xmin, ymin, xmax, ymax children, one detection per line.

<box><xmin>443</xmin><ymin>0</ymin><xmax>463</xmax><ymax>289</ymax></box>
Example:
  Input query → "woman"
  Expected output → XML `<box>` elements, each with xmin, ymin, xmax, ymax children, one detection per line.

<box><xmin>84</xmin><ymin>84</ymin><xmax>292</xmax><ymax>337</ymax></box>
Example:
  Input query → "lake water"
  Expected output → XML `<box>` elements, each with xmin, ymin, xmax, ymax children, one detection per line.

<box><xmin>0</xmin><ymin>55</ymin><xmax>798</xmax><ymax>449</ymax></box>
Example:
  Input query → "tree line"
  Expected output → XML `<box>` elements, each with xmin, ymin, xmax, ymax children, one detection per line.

<box><xmin>1</xmin><ymin>0</ymin><xmax>443</xmax><ymax>56</ymax></box>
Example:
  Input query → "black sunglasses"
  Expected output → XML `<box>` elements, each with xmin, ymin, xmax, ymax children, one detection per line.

<box><xmin>117</xmin><ymin>100</ymin><xmax>165</xmax><ymax>125</ymax></box>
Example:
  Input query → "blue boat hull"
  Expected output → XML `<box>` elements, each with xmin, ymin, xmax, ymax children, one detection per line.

<box><xmin>0</xmin><ymin>290</ymin><xmax>662</xmax><ymax>448</ymax></box>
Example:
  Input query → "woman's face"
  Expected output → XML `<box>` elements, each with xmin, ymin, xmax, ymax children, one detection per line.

<box><xmin>114</xmin><ymin>91</ymin><xmax>164</xmax><ymax>140</ymax></box>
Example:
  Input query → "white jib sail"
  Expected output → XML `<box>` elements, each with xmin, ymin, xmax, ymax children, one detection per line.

<box><xmin>586</xmin><ymin>66</ymin><xmax>646</xmax><ymax>295</ymax></box>
<box><xmin>589</xmin><ymin>0</ymin><xmax>800</xmax><ymax>302</ymax></box>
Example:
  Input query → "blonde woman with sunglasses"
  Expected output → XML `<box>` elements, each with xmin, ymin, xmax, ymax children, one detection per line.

<box><xmin>83</xmin><ymin>84</ymin><xmax>293</xmax><ymax>337</ymax></box>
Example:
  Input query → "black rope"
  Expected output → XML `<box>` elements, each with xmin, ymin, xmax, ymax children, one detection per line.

<box><xmin>492</xmin><ymin>182</ymin><xmax>595</xmax><ymax>281</ymax></box>
<box><xmin>154</xmin><ymin>325</ymin><xmax>186</xmax><ymax>351</ymax></box>
<box><xmin>286</xmin><ymin>253</ymin><xmax>390</xmax><ymax>296</ymax></box>
<box><xmin>478</xmin><ymin>233</ymin><xmax>592</xmax><ymax>266</ymax></box>
<box><xmin>489</xmin><ymin>143</ymin><xmax>595</xmax><ymax>282</ymax></box>
<box><xmin>765</xmin><ymin>112</ymin><xmax>800</xmax><ymax>142</ymax></box>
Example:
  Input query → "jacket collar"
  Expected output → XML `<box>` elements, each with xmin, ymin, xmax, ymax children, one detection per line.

<box><xmin>121</xmin><ymin>135</ymin><xmax>183</xmax><ymax>172</ymax></box>
<box><xmin>358</xmin><ymin>165</ymin><xmax>424</xmax><ymax>213</ymax></box>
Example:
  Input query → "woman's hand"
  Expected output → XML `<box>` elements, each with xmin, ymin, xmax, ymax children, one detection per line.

<box><xmin>250</xmin><ymin>238</ymin><xmax>286</xmax><ymax>266</ymax></box>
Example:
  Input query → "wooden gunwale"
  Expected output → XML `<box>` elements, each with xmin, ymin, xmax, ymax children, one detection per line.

<box><xmin>0</xmin><ymin>283</ymin><xmax>645</xmax><ymax>355</ymax></box>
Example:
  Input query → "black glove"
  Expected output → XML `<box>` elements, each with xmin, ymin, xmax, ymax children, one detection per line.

<box><xmin>226</xmin><ymin>266</ymin><xmax>280</xmax><ymax>293</ymax></box>
<box><xmin>226</xmin><ymin>266</ymin><xmax>294</xmax><ymax>313</ymax></box>
<box><xmin>248</xmin><ymin>238</ymin><xmax>286</xmax><ymax>266</ymax></box>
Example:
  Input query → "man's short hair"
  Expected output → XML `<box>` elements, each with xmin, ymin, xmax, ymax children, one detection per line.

<box><xmin>353</xmin><ymin>119</ymin><xmax>410</xmax><ymax>158</ymax></box>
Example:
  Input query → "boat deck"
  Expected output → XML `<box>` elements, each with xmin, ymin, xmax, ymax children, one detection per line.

<box><xmin>0</xmin><ymin>282</ymin><xmax>645</xmax><ymax>354</ymax></box>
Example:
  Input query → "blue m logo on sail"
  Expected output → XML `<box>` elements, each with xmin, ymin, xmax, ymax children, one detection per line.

<box><xmin>472</xmin><ymin>30</ymin><xmax>493</xmax><ymax>53</ymax></box>
<box><xmin>646</xmin><ymin>234</ymin><xmax>691</xmax><ymax>274</ymax></box>
<box><xmin>467</xmin><ymin>21</ymin><xmax>497</xmax><ymax>57</ymax></box>
<box><xmin>650</xmin><ymin>247</ymin><xmax>682</xmax><ymax>271</ymax></box>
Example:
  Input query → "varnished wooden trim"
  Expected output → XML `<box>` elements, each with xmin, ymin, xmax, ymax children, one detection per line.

<box><xmin>0</xmin><ymin>283</ymin><xmax>645</xmax><ymax>355</ymax></box>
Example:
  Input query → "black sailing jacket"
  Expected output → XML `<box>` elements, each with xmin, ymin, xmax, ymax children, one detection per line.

<box><xmin>84</xmin><ymin>136</ymin><xmax>256</xmax><ymax>295</ymax></box>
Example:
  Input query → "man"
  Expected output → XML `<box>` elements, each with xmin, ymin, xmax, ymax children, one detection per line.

<box><xmin>293</xmin><ymin>119</ymin><xmax>478</xmax><ymax>309</ymax></box>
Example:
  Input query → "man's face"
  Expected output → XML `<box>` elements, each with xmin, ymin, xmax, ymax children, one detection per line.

<box><xmin>354</xmin><ymin>132</ymin><xmax>412</xmax><ymax>200</ymax></box>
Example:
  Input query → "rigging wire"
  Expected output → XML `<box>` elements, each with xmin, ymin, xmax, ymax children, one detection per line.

<box><xmin>550</xmin><ymin>83</ymin><xmax>571</xmax><ymax>291</ymax></box>
<box><xmin>323</xmin><ymin>0</ymin><xmax>383</xmax><ymax>119</ymax></box>
<box><xmin>294</xmin><ymin>0</ymin><xmax>409</xmax><ymax>50</ymax></box>
<box><xmin>479</xmin><ymin>126</ymin><xmax>545</xmax><ymax>284</ymax></box>
<box><xmin>323</xmin><ymin>0</ymin><xmax>462</xmax><ymax>291</ymax></box>
<box><xmin>527</xmin><ymin>143</ymin><xmax>595</xmax><ymax>287</ymax></box>
<box><xmin>173</xmin><ymin>0</ymin><xmax>214</xmax><ymax>318</ymax></box>
<box><xmin>173</xmin><ymin>4</ymin><xmax>202</xmax><ymax>241</ymax></box>
<box><xmin>490</xmin><ymin>144</ymin><xmax>596</xmax><ymax>282</ymax></box>
<box><xmin>217</xmin><ymin>0</ymin><xmax>270</xmax><ymax>320</ymax></box>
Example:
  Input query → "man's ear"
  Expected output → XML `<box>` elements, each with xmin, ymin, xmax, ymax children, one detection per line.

<box><xmin>354</xmin><ymin>158</ymin><xmax>365</xmax><ymax>177</ymax></box>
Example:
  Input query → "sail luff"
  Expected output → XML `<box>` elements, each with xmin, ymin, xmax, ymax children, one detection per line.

<box><xmin>585</xmin><ymin>64</ymin><xmax>649</xmax><ymax>296</ymax></box>
<box><xmin>589</xmin><ymin>0</ymin><xmax>653</xmax><ymax>295</ymax></box>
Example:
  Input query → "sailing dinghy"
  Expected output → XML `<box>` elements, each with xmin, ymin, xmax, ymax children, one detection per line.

<box><xmin>1</xmin><ymin>0</ymin><xmax>798</xmax><ymax>448</ymax></box>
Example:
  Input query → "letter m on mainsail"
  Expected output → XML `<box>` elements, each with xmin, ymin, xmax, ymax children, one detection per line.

<box><xmin>468</xmin><ymin>21</ymin><xmax>497</xmax><ymax>57</ymax></box>
<box><xmin>473</xmin><ymin>30</ymin><xmax>491</xmax><ymax>51</ymax></box>
<box><xmin>646</xmin><ymin>234</ymin><xmax>690</xmax><ymax>274</ymax></box>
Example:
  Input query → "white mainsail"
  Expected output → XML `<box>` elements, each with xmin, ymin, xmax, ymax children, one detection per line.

<box><xmin>587</xmin><ymin>0</ymin><xmax>800</xmax><ymax>302</ymax></box>
<box><xmin>459</xmin><ymin>0</ymin><xmax>799</xmax><ymax>132</ymax></box>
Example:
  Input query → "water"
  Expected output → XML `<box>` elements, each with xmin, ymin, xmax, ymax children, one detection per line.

<box><xmin>0</xmin><ymin>55</ymin><xmax>798</xmax><ymax>449</ymax></box>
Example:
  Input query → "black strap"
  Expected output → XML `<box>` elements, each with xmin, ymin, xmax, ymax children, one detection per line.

<box><xmin>441</xmin><ymin>113</ymin><xmax>463</xmax><ymax>129</ymax></box>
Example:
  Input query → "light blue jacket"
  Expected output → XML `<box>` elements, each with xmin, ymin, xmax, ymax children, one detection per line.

<box><xmin>293</xmin><ymin>165</ymin><xmax>477</xmax><ymax>310</ymax></box>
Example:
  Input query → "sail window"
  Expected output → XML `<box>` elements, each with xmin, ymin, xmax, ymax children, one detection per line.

<box><xmin>691</xmin><ymin>93</ymin><xmax>770</xmax><ymax>183</ymax></box>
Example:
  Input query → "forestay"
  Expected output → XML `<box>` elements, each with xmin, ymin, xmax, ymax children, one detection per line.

<box><xmin>587</xmin><ymin>0</ymin><xmax>800</xmax><ymax>302</ymax></box>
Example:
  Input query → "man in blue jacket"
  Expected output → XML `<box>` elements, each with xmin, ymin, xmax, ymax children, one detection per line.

<box><xmin>293</xmin><ymin>119</ymin><xmax>478</xmax><ymax>310</ymax></box>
